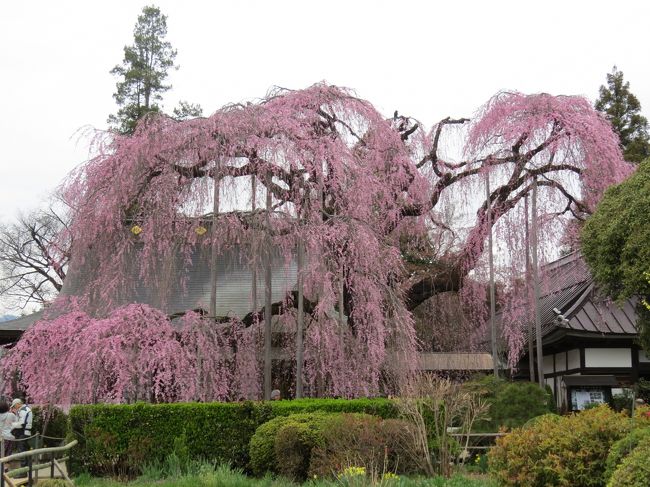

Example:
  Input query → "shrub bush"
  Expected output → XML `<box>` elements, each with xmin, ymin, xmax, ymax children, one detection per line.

<box><xmin>463</xmin><ymin>376</ymin><xmax>553</xmax><ymax>431</ymax></box>
<box><xmin>249</xmin><ymin>412</ymin><xmax>335</xmax><ymax>477</ymax></box>
<box><xmin>32</xmin><ymin>405</ymin><xmax>68</xmax><ymax>444</ymax></box>
<box><xmin>309</xmin><ymin>414</ymin><xmax>420</xmax><ymax>480</ymax></box>
<box><xmin>488</xmin><ymin>405</ymin><xmax>631</xmax><ymax>487</ymax></box>
<box><xmin>607</xmin><ymin>437</ymin><xmax>650</xmax><ymax>487</ymax></box>
<box><xmin>68</xmin><ymin>398</ymin><xmax>396</xmax><ymax>476</ymax></box>
<box><xmin>274</xmin><ymin>417</ymin><xmax>331</xmax><ymax>481</ymax></box>
<box><xmin>604</xmin><ymin>427</ymin><xmax>650</xmax><ymax>482</ymax></box>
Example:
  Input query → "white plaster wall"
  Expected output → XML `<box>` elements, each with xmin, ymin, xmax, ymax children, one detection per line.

<box><xmin>543</xmin><ymin>355</ymin><xmax>554</xmax><ymax>375</ymax></box>
<box><xmin>568</xmin><ymin>349</ymin><xmax>580</xmax><ymax>370</ymax></box>
<box><xmin>555</xmin><ymin>352</ymin><xmax>567</xmax><ymax>372</ymax></box>
<box><xmin>584</xmin><ymin>348</ymin><xmax>631</xmax><ymax>368</ymax></box>
<box><xmin>640</xmin><ymin>350</ymin><xmax>650</xmax><ymax>363</ymax></box>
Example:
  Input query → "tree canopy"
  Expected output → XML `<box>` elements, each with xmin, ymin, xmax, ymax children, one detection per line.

<box><xmin>595</xmin><ymin>66</ymin><xmax>650</xmax><ymax>163</ymax></box>
<box><xmin>582</xmin><ymin>158</ymin><xmax>650</xmax><ymax>301</ymax></box>
<box><xmin>2</xmin><ymin>84</ymin><xmax>632</xmax><ymax>402</ymax></box>
<box><xmin>108</xmin><ymin>6</ymin><xmax>201</xmax><ymax>134</ymax></box>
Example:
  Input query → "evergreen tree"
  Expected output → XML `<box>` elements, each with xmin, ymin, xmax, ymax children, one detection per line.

<box><xmin>108</xmin><ymin>6</ymin><xmax>178</xmax><ymax>134</ymax></box>
<box><xmin>595</xmin><ymin>66</ymin><xmax>650</xmax><ymax>163</ymax></box>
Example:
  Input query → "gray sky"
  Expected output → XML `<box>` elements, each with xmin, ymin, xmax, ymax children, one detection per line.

<box><xmin>1</xmin><ymin>0</ymin><xmax>649</xmax><ymax>222</ymax></box>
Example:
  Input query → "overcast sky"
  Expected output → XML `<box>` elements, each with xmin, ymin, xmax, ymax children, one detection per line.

<box><xmin>1</xmin><ymin>0</ymin><xmax>649</xmax><ymax>222</ymax></box>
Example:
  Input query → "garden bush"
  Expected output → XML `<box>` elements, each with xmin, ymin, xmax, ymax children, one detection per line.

<box><xmin>309</xmin><ymin>414</ymin><xmax>420</xmax><ymax>480</ymax></box>
<box><xmin>463</xmin><ymin>376</ymin><xmax>553</xmax><ymax>431</ymax></box>
<box><xmin>32</xmin><ymin>405</ymin><xmax>68</xmax><ymax>443</ymax></box>
<box><xmin>604</xmin><ymin>427</ymin><xmax>650</xmax><ymax>481</ymax></box>
<box><xmin>607</xmin><ymin>437</ymin><xmax>650</xmax><ymax>487</ymax></box>
<box><xmin>68</xmin><ymin>398</ymin><xmax>396</xmax><ymax>476</ymax></box>
<box><xmin>488</xmin><ymin>405</ymin><xmax>630</xmax><ymax>487</ymax></box>
<box><xmin>249</xmin><ymin>412</ymin><xmax>336</xmax><ymax>477</ymax></box>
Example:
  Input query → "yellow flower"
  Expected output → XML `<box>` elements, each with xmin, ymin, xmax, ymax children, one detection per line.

<box><xmin>130</xmin><ymin>225</ymin><xmax>142</xmax><ymax>235</ymax></box>
<box><xmin>341</xmin><ymin>466</ymin><xmax>365</xmax><ymax>477</ymax></box>
<box><xmin>195</xmin><ymin>225</ymin><xmax>207</xmax><ymax>236</ymax></box>
<box><xmin>382</xmin><ymin>472</ymin><xmax>399</xmax><ymax>480</ymax></box>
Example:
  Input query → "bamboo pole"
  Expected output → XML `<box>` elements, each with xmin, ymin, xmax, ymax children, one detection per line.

<box><xmin>530</xmin><ymin>179</ymin><xmax>544</xmax><ymax>387</ymax></box>
<box><xmin>486</xmin><ymin>173</ymin><xmax>498</xmax><ymax>377</ymax></box>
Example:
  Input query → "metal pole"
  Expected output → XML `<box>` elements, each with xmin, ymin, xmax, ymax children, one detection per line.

<box><xmin>295</xmin><ymin>238</ymin><xmax>304</xmax><ymax>399</ymax></box>
<box><xmin>530</xmin><ymin>179</ymin><xmax>544</xmax><ymax>387</ymax></box>
<box><xmin>263</xmin><ymin>174</ymin><xmax>273</xmax><ymax>400</ymax></box>
<box><xmin>524</xmin><ymin>195</ymin><xmax>535</xmax><ymax>383</ymax></box>
<box><xmin>486</xmin><ymin>173</ymin><xmax>498</xmax><ymax>377</ymax></box>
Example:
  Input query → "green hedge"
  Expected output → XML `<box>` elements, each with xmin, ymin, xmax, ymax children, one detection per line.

<box><xmin>68</xmin><ymin>398</ymin><xmax>396</xmax><ymax>476</ymax></box>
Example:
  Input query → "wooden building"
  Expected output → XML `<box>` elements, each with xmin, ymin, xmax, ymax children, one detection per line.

<box><xmin>516</xmin><ymin>252</ymin><xmax>648</xmax><ymax>411</ymax></box>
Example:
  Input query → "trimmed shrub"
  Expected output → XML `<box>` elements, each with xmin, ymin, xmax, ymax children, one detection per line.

<box><xmin>607</xmin><ymin>437</ymin><xmax>650</xmax><ymax>487</ymax></box>
<box><xmin>274</xmin><ymin>417</ymin><xmax>332</xmax><ymax>482</ymax></box>
<box><xmin>32</xmin><ymin>406</ymin><xmax>68</xmax><ymax>446</ymax></box>
<box><xmin>309</xmin><ymin>414</ymin><xmax>420</xmax><ymax>479</ymax></box>
<box><xmin>604</xmin><ymin>427</ymin><xmax>650</xmax><ymax>482</ymax></box>
<box><xmin>249</xmin><ymin>412</ymin><xmax>335</xmax><ymax>477</ymax></box>
<box><xmin>68</xmin><ymin>398</ymin><xmax>396</xmax><ymax>476</ymax></box>
<box><xmin>489</xmin><ymin>405</ymin><xmax>631</xmax><ymax>487</ymax></box>
<box><xmin>464</xmin><ymin>376</ymin><xmax>553</xmax><ymax>431</ymax></box>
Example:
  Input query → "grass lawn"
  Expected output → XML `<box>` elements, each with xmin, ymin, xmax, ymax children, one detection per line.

<box><xmin>73</xmin><ymin>464</ymin><xmax>496</xmax><ymax>487</ymax></box>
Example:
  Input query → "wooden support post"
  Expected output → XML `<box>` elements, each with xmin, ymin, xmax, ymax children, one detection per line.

<box><xmin>263</xmin><ymin>175</ymin><xmax>273</xmax><ymax>400</ymax></box>
<box><xmin>209</xmin><ymin>162</ymin><xmax>221</xmax><ymax>319</ymax></box>
<box><xmin>524</xmin><ymin>194</ymin><xmax>535</xmax><ymax>382</ymax></box>
<box><xmin>531</xmin><ymin>179</ymin><xmax>544</xmax><ymax>388</ymax></box>
<box><xmin>251</xmin><ymin>176</ymin><xmax>258</xmax><ymax>316</ymax></box>
<box><xmin>295</xmin><ymin>238</ymin><xmax>304</xmax><ymax>399</ymax></box>
<box><xmin>486</xmin><ymin>173</ymin><xmax>498</xmax><ymax>377</ymax></box>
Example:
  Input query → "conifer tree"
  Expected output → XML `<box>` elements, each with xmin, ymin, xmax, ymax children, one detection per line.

<box><xmin>108</xmin><ymin>6</ymin><xmax>178</xmax><ymax>134</ymax></box>
<box><xmin>595</xmin><ymin>66</ymin><xmax>650</xmax><ymax>163</ymax></box>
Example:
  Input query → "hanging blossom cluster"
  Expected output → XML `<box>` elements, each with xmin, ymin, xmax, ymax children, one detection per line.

<box><xmin>4</xmin><ymin>84</ymin><xmax>633</xmax><ymax>402</ymax></box>
<box><xmin>0</xmin><ymin>304</ymin><xmax>263</xmax><ymax>405</ymax></box>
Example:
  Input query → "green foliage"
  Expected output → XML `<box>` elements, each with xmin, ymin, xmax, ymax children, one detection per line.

<box><xmin>595</xmin><ymin>66</ymin><xmax>650</xmax><ymax>163</ymax></box>
<box><xmin>68</xmin><ymin>398</ymin><xmax>397</xmax><ymax>477</ymax></box>
<box><xmin>249</xmin><ymin>412</ymin><xmax>334</xmax><ymax>477</ymax></box>
<box><xmin>489</xmin><ymin>405</ymin><xmax>631</xmax><ymax>487</ymax></box>
<box><xmin>75</xmin><ymin>462</ymin><xmax>498</xmax><ymax>487</ymax></box>
<box><xmin>607</xmin><ymin>437</ymin><xmax>650</xmax><ymax>487</ymax></box>
<box><xmin>636</xmin><ymin>378</ymin><xmax>650</xmax><ymax>403</ymax></box>
<box><xmin>274</xmin><ymin>417</ymin><xmax>331</xmax><ymax>482</ymax></box>
<box><xmin>309</xmin><ymin>414</ymin><xmax>419</xmax><ymax>479</ymax></box>
<box><xmin>604</xmin><ymin>427</ymin><xmax>650</xmax><ymax>482</ymax></box>
<box><xmin>32</xmin><ymin>405</ymin><xmax>68</xmax><ymax>442</ymax></box>
<box><xmin>463</xmin><ymin>376</ymin><xmax>553</xmax><ymax>431</ymax></box>
<box><xmin>36</xmin><ymin>480</ymin><xmax>69</xmax><ymax>487</ymax></box>
<box><xmin>108</xmin><ymin>6</ymin><xmax>177</xmax><ymax>134</ymax></box>
<box><xmin>581</xmin><ymin>159</ymin><xmax>650</xmax><ymax>347</ymax></box>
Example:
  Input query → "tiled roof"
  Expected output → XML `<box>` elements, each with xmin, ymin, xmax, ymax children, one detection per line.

<box><xmin>533</xmin><ymin>252</ymin><xmax>638</xmax><ymax>338</ymax></box>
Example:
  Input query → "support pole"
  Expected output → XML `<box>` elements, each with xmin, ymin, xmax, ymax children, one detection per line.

<box><xmin>530</xmin><ymin>179</ymin><xmax>544</xmax><ymax>388</ymax></box>
<box><xmin>295</xmin><ymin>238</ymin><xmax>305</xmax><ymax>398</ymax></box>
<box><xmin>209</xmin><ymin>162</ymin><xmax>220</xmax><ymax>319</ymax></box>
<box><xmin>263</xmin><ymin>175</ymin><xmax>273</xmax><ymax>400</ymax></box>
<box><xmin>524</xmin><ymin>195</ymin><xmax>535</xmax><ymax>382</ymax></box>
<box><xmin>486</xmin><ymin>173</ymin><xmax>498</xmax><ymax>377</ymax></box>
<box><xmin>251</xmin><ymin>176</ymin><xmax>258</xmax><ymax>315</ymax></box>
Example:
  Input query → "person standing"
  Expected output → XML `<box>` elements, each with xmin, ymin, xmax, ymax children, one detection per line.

<box><xmin>10</xmin><ymin>399</ymin><xmax>32</xmax><ymax>458</ymax></box>
<box><xmin>0</xmin><ymin>401</ymin><xmax>17</xmax><ymax>456</ymax></box>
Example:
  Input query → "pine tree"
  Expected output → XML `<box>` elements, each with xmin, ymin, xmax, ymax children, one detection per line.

<box><xmin>595</xmin><ymin>66</ymin><xmax>650</xmax><ymax>163</ymax></box>
<box><xmin>108</xmin><ymin>6</ymin><xmax>178</xmax><ymax>134</ymax></box>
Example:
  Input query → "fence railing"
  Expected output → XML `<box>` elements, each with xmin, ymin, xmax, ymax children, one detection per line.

<box><xmin>0</xmin><ymin>434</ymin><xmax>77</xmax><ymax>487</ymax></box>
